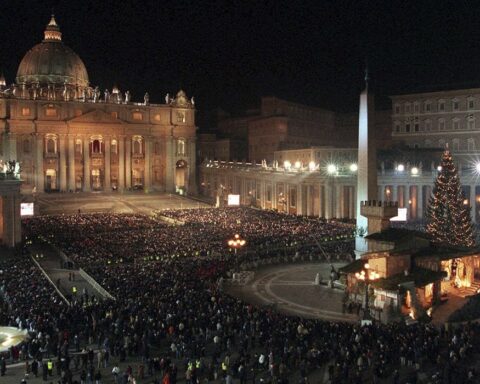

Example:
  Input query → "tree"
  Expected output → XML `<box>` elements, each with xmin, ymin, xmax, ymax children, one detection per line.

<box><xmin>426</xmin><ymin>147</ymin><xmax>475</xmax><ymax>247</ymax></box>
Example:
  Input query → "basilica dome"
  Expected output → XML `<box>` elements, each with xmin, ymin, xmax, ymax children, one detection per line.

<box><xmin>16</xmin><ymin>16</ymin><xmax>89</xmax><ymax>88</ymax></box>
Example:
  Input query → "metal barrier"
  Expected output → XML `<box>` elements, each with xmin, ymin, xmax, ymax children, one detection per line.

<box><xmin>78</xmin><ymin>268</ymin><xmax>116</xmax><ymax>300</ymax></box>
<box><xmin>31</xmin><ymin>255</ymin><xmax>70</xmax><ymax>305</ymax></box>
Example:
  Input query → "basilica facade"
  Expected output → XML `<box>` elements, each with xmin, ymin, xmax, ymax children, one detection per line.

<box><xmin>0</xmin><ymin>16</ymin><xmax>196</xmax><ymax>194</ymax></box>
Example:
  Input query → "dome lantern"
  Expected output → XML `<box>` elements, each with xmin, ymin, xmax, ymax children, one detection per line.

<box><xmin>43</xmin><ymin>15</ymin><xmax>62</xmax><ymax>42</ymax></box>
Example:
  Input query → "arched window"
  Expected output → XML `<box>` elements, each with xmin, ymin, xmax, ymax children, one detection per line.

<box><xmin>468</xmin><ymin>118</ymin><xmax>475</xmax><ymax>130</ymax></box>
<box><xmin>111</xmin><ymin>139</ymin><xmax>118</xmax><ymax>154</ymax></box>
<box><xmin>132</xmin><ymin>135</ymin><xmax>143</xmax><ymax>155</ymax></box>
<box><xmin>45</xmin><ymin>135</ymin><xmax>57</xmax><ymax>154</ymax></box>
<box><xmin>177</xmin><ymin>138</ymin><xmax>186</xmax><ymax>155</ymax></box>
<box><xmin>92</xmin><ymin>139</ymin><xmax>101</xmax><ymax>153</ymax></box>
<box><xmin>424</xmin><ymin>120</ymin><xmax>432</xmax><ymax>131</ymax></box>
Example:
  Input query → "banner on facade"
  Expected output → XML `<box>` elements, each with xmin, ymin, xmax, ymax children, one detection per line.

<box><xmin>20</xmin><ymin>202</ymin><xmax>34</xmax><ymax>216</ymax></box>
<box><xmin>390</xmin><ymin>207</ymin><xmax>407</xmax><ymax>222</ymax></box>
<box><xmin>227</xmin><ymin>194</ymin><xmax>240</xmax><ymax>206</ymax></box>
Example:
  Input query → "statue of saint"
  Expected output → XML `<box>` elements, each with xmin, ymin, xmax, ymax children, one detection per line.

<box><xmin>124</xmin><ymin>90</ymin><xmax>131</xmax><ymax>103</ymax></box>
<box><xmin>191</xmin><ymin>96</ymin><xmax>195</xmax><ymax>106</ymax></box>
<box><xmin>104</xmin><ymin>89</ymin><xmax>110</xmax><ymax>103</ymax></box>
<box><xmin>82</xmin><ymin>87</ymin><xmax>87</xmax><ymax>102</ymax></box>
<box><xmin>63</xmin><ymin>82</ymin><xmax>69</xmax><ymax>101</ymax></box>
<box><xmin>93</xmin><ymin>86</ymin><xmax>100</xmax><ymax>103</ymax></box>
<box><xmin>165</xmin><ymin>93</ymin><xmax>170</xmax><ymax>104</ymax></box>
<box><xmin>144</xmin><ymin>92</ymin><xmax>149</xmax><ymax>105</ymax></box>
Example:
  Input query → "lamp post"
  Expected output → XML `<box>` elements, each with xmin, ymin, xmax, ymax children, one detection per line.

<box><xmin>228</xmin><ymin>234</ymin><xmax>246</xmax><ymax>255</ymax></box>
<box><xmin>355</xmin><ymin>263</ymin><xmax>379</xmax><ymax>321</ymax></box>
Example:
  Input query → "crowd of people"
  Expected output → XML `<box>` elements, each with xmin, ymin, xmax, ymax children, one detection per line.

<box><xmin>0</xmin><ymin>208</ymin><xmax>478</xmax><ymax>383</ymax></box>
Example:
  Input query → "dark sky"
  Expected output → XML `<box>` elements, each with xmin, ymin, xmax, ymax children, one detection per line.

<box><xmin>2</xmin><ymin>0</ymin><xmax>480</xmax><ymax>125</ymax></box>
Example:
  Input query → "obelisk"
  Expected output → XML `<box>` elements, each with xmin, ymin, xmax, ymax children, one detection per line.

<box><xmin>355</xmin><ymin>69</ymin><xmax>377</xmax><ymax>257</ymax></box>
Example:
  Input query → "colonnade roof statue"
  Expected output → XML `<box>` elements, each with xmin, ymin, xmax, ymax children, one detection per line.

<box><xmin>16</xmin><ymin>15</ymin><xmax>89</xmax><ymax>88</ymax></box>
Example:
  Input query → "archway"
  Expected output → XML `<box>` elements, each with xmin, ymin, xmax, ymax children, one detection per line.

<box><xmin>91</xmin><ymin>169</ymin><xmax>102</xmax><ymax>190</ymax></box>
<box><xmin>175</xmin><ymin>160</ymin><xmax>188</xmax><ymax>195</ymax></box>
<box><xmin>45</xmin><ymin>169</ymin><xmax>57</xmax><ymax>192</ymax></box>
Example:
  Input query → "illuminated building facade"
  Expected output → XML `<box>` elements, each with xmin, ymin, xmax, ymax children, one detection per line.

<box><xmin>0</xmin><ymin>16</ymin><xmax>196</xmax><ymax>195</ymax></box>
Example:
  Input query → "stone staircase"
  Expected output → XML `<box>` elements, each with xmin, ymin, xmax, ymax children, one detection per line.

<box><xmin>457</xmin><ymin>280</ymin><xmax>480</xmax><ymax>297</ymax></box>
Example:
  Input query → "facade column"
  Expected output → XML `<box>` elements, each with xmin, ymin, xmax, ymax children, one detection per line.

<box><xmin>336</xmin><ymin>184</ymin><xmax>343</xmax><ymax>218</ymax></box>
<box><xmin>104</xmin><ymin>137</ymin><xmax>111</xmax><ymax>191</ymax></box>
<box><xmin>144</xmin><ymin>136</ymin><xmax>151</xmax><ymax>191</ymax></box>
<box><xmin>118</xmin><ymin>136</ymin><xmax>125</xmax><ymax>191</ymax></box>
<box><xmin>297</xmin><ymin>184</ymin><xmax>303</xmax><ymax>215</ymax></box>
<box><xmin>392</xmin><ymin>184</ymin><xmax>398</xmax><ymax>203</ymax></box>
<box><xmin>188</xmin><ymin>137</ymin><xmax>197</xmax><ymax>194</ymax></box>
<box><xmin>306</xmin><ymin>184</ymin><xmax>312</xmax><ymax>216</ymax></box>
<box><xmin>272</xmin><ymin>182</ymin><xmax>277</xmax><ymax>210</ymax></box>
<box><xmin>59</xmin><ymin>134</ymin><xmax>67</xmax><ymax>192</ymax></box>
<box><xmin>83</xmin><ymin>137</ymin><xmax>90</xmax><ymax>192</ymax></box>
<box><xmin>68</xmin><ymin>135</ymin><xmax>75</xmax><ymax>191</ymax></box>
<box><xmin>125</xmin><ymin>137</ymin><xmax>132</xmax><ymax>189</ymax></box>
<box><xmin>319</xmin><ymin>184</ymin><xmax>324</xmax><ymax>218</ymax></box>
<box><xmin>325</xmin><ymin>183</ymin><xmax>332</xmax><ymax>219</ymax></box>
<box><xmin>165</xmin><ymin>135</ymin><xmax>174</xmax><ymax>192</ymax></box>
<box><xmin>470</xmin><ymin>185</ymin><xmax>477</xmax><ymax>223</ymax></box>
<box><xmin>349</xmin><ymin>186</ymin><xmax>355</xmax><ymax>219</ymax></box>
<box><xmin>35</xmin><ymin>134</ymin><xmax>44</xmax><ymax>193</ymax></box>
<box><xmin>417</xmin><ymin>185</ymin><xmax>423</xmax><ymax>219</ymax></box>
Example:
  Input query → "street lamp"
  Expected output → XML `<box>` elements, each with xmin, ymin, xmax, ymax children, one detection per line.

<box><xmin>228</xmin><ymin>234</ymin><xmax>246</xmax><ymax>255</ymax></box>
<box><xmin>355</xmin><ymin>263</ymin><xmax>380</xmax><ymax>321</ymax></box>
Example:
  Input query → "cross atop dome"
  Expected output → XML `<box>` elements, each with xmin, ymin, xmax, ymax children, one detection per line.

<box><xmin>43</xmin><ymin>15</ymin><xmax>62</xmax><ymax>42</ymax></box>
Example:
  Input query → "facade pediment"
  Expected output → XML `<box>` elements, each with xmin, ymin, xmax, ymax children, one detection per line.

<box><xmin>68</xmin><ymin>109</ymin><xmax>124</xmax><ymax>124</ymax></box>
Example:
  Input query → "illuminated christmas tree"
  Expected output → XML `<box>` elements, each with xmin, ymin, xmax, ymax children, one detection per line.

<box><xmin>426</xmin><ymin>147</ymin><xmax>475</xmax><ymax>247</ymax></box>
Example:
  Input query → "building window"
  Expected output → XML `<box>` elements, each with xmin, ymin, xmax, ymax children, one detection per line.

<box><xmin>395</xmin><ymin>123</ymin><xmax>400</xmax><ymax>132</ymax></box>
<box><xmin>439</xmin><ymin>101</ymin><xmax>445</xmax><ymax>111</ymax></box>
<box><xmin>154</xmin><ymin>114</ymin><xmax>161</xmax><ymax>121</ymax></box>
<box><xmin>111</xmin><ymin>111</ymin><xmax>118</xmax><ymax>119</ymax></box>
<box><xmin>453</xmin><ymin>119</ymin><xmax>460</xmax><ymax>130</ymax></box>
<box><xmin>177</xmin><ymin>139</ymin><xmax>186</xmax><ymax>155</ymax></box>
<box><xmin>438</xmin><ymin>119</ymin><xmax>445</xmax><ymax>130</ymax></box>
<box><xmin>132</xmin><ymin>136</ymin><xmax>143</xmax><ymax>155</ymax></box>
<box><xmin>132</xmin><ymin>112</ymin><xmax>143</xmax><ymax>120</ymax></box>
<box><xmin>453</xmin><ymin>139</ymin><xmax>460</xmax><ymax>151</ymax></box>
<box><xmin>46</xmin><ymin>136</ymin><xmax>56</xmax><ymax>154</ymax></box>
<box><xmin>469</xmin><ymin>99</ymin><xmax>475</xmax><ymax>109</ymax></box>
<box><xmin>395</xmin><ymin>104</ymin><xmax>400</xmax><ymax>114</ymax></box>
<box><xmin>468</xmin><ymin>138</ymin><xmax>475</xmax><ymax>151</ymax></box>
<box><xmin>453</xmin><ymin>100</ymin><xmax>459</xmax><ymax>111</ymax></box>
<box><xmin>405</xmin><ymin>103</ymin><xmax>411</xmax><ymax>113</ymax></box>
<box><xmin>46</xmin><ymin>108</ymin><xmax>57</xmax><ymax>117</ymax></box>
<box><xmin>176</xmin><ymin>111</ymin><xmax>186</xmax><ymax>123</ymax></box>
<box><xmin>414</xmin><ymin>103</ymin><xmax>419</xmax><ymax>113</ymax></box>
<box><xmin>111</xmin><ymin>139</ymin><xmax>118</xmax><ymax>154</ymax></box>
<box><xmin>92</xmin><ymin>139</ymin><xmax>102</xmax><ymax>154</ymax></box>
<box><xmin>425</xmin><ymin>120</ymin><xmax>432</xmax><ymax>131</ymax></box>
<box><xmin>425</xmin><ymin>101</ymin><xmax>431</xmax><ymax>112</ymax></box>
<box><xmin>405</xmin><ymin>123</ymin><xmax>411</xmax><ymax>133</ymax></box>
<box><xmin>414</xmin><ymin>123</ymin><xmax>419</xmax><ymax>132</ymax></box>
<box><xmin>75</xmin><ymin>139</ymin><xmax>82</xmax><ymax>154</ymax></box>
<box><xmin>23</xmin><ymin>139</ymin><xmax>30</xmax><ymax>153</ymax></box>
<box><xmin>22</xmin><ymin>107</ymin><xmax>30</xmax><ymax>116</ymax></box>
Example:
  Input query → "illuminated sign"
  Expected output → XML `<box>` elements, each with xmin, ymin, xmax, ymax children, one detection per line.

<box><xmin>20</xmin><ymin>203</ymin><xmax>34</xmax><ymax>217</ymax></box>
<box><xmin>227</xmin><ymin>194</ymin><xmax>240</xmax><ymax>206</ymax></box>
<box><xmin>390</xmin><ymin>208</ymin><xmax>407</xmax><ymax>222</ymax></box>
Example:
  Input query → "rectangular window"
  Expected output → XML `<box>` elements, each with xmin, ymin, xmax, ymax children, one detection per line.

<box><xmin>425</xmin><ymin>103</ymin><xmax>431</xmax><ymax>112</ymax></box>
<box><xmin>439</xmin><ymin>121</ymin><xmax>445</xmax><ymax>130</ymax></box>
<box><xmin>111</xmin><ymin>111</ymin><xmax>118</xmax><ymax>119</ymax></box>
<box><xmin>46</xmin><ymin>108</ymin><xmax>57</xmax><ymax>117</ymax></box>
<box><xmin>439</xmin><ymin>102</ymin><xmax>445</xmax><ymax>111</ymax></box>
<box><xmin>176</xmin><ymin>112</ymin><xmax>186</xmax><ymax>123</ymax></box>
<box><xmin>453</xmin><ymin>120</ymin><xmax>460</xmax><ymax>130</ymax></box>
<box><xmin>469</xmin><ymin>100</ymin><xmax>474</xmax><ymax>109</ymax></box>
<box><xmin>132</xmin><ymin>112</ymin><xmax>143</xmax><ymax>120</ymax></box>
<box><xmin>453</xmin><ymin>101</ymin><xmax>459</xmax><ymax>110</ymax></box>
<box><xmin>414</xmin><ymin>123</ymin><xmax>419</xmax><ymax>132</ymax></box>
<box><xmin>405</xmin><ymin>105</ymin><xmax>411</xmax><ymax>113</ymax></box>
<box><xmin>468</xmin><ymin>120</ymin><xmax>475</xmax><ymax>130</ymax></box>
<box><xmin>21</xmin><ymin>107</ymin><xmax>30</xmax><ymax>116</ymax></box>
<box><xmin>405</xmin><ymin>124</ymin><xmax>411</xmax><ymax>133</ymax></box>
<box><xmin>395</xmin><ymin>105</ymin><xmax>400</xmax><ymax>114</ymax></box>
<box><xmin>414</xmin><ymin>104</ymin><xmax>419</xmax><ymax>113</ymax></box>
<box><xmin>425</xmin><ymin>121</ymin><xmax>431</xmax><ymax>131</ymax></box>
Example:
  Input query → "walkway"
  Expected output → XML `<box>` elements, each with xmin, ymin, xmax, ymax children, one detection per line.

<box><xmin>29</xmin><ymin>242</ymin><xmax>109</xmax><ymax>302</ymax></box>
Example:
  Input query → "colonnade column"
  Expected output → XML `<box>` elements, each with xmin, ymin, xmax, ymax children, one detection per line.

<box><xmin>68</xmin><ymin>135</ymin><xmax>75</xmax><ymax>191</ymax></box>
<box><xmin>272</xmin><ymin>183</ymin><xmax>277</xmax><ymax>209</ymax></box>
<box><xmin>35</xmin><ymin>134</ymin><xmax>44</xmax><ymax>193</ymax></box>
<box><xmin>144</xmin><ymin>136</ymin><xmax>151</xmax><ymax>191</ymax></box>
<box><xmin>125</xmin><ymin>137</ymin><xmax>132</xmax><ymax>189</ymax></box>
<box><xmin>319</xmin><ymin>184</ymin><xmax>324</xmax><ymax>218</ymax></box>
<box><xmin>118</xmin><ymin>136</ymin><xmax>125</xmax><ymax>191</ymax></box>
<box><xmin>417</xmin><ymin>185</ymin><xmax>423</xmax><ymax>219</ymax></box>
<box><xmin>306</xmin><ymin>185</ymin><xmax>312</xmax><ymax>216</ymax></box>
<box><xmin>325</xmin><ymin>184</ymin><xmax>332</xmax><ymax>219</ymax></box>
<box><xmin>2</xmin><ymin>194</ymin><xmax>21</xmax><ymax>247</ymax></box>
<box><xmin>59</xmin><ymin>134</ymin><xmax>67</xmax><ymax>192</ymax></box>
<box><xmin>297</xmin><ymin>184</ymin><xmax>303</xmax><ymax>215</ymax></box>
<box><xmin>104</xmin><ymin>138</ymin><xmax>111</xmax><ymax>191</ymax></box>
<box><xmin>470</xmin><ymin>185</ymin><xmax>477</xmax><ymax>223</ymax></box>
<box><xmin>349</xmin><ymin>186</ymin><xmax>355</xmax><ymax>219</ymax></box>
<box><xmin>83</xmin><ymin>137</ymin><xmax>90</xmax><ymax>192</ymax></box>
<box><xmin>336</xmin><ymin>184</ymin><xmax>343</xmax><ymax>218</ymax></box>
<box><xmin>392</xmin><ymin>184</ymin><xmax>398</xmax><ymax>203</ymax></box>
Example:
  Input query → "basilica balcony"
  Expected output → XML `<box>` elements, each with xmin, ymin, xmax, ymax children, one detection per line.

<box><xmin>132</xmin><ymin>153</ymin><xmax>144</xmax><ymax>159</ymax></box>
<box><xmin>44</xmin><ymin>152</ymin><xmax>58</xmax><ymax>159</ymax></box>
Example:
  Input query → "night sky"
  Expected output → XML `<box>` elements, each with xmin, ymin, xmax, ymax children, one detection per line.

<box><xmin>2</xmin><ymin>0</ymin><xmax>480</xmax><ymax>127</ymax></box>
